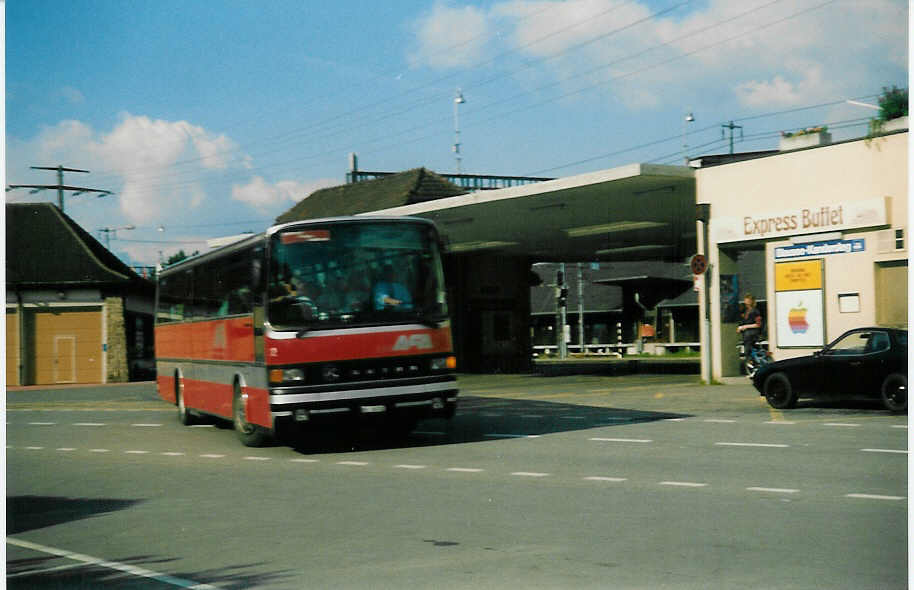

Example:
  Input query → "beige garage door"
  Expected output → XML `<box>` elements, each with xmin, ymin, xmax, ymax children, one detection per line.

<box><xmin>32</xmin><ymin>308</ymin><xmax>103</xmax><ymax>385</ymax></box>
<box><xmin>7</xmin><ymin>308</ymin><xmax>20</xmax><ymax>386</ymax></box>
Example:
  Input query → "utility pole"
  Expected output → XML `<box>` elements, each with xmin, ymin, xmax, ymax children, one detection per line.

<box><xmin>6</xmin><ymin>165</ymin><xmax>113</xmax><ymax>213</ymax></box>
<box><xmin>556</xmin><ymin>265</ymin><xmax>568</xmax><ymax>359</ymax></box>
<box><xmin>453</xmin><ymin>89</ymin><xmax>465</xmax><ymax>174</ymax></box>
<box><xmin>577</xmin><ymin>262</ymin><xmax>585</xmax><ymax>354</ymax></box>
<box><xmin>720</xmin><ymin>121</ymin><xmax>743</xmax><ymax>154</ymax></box>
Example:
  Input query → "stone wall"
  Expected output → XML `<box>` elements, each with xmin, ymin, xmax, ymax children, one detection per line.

<box><xmin>105</xmin><ymin>296</ymin><xmax>129</xmax><ymax>383</ymax></box>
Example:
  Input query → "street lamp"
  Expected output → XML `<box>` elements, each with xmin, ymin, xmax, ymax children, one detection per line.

<box><xmin>454</xmin><ymin>88</ymin><xmax>466</xmax><ymax>174</ymax></box>
<box><xmin>682</xmin><ymin>111</ymin><xmax>695</xmax><ymax>165</ymax></box>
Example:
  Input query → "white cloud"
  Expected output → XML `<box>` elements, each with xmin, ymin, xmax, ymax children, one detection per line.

<box><xmin>231</xmin><ymin>176</ymin><xmax>337</xmax><ymax>210</ymax></box>
<box><xmin>408</xmin><ymin>0</ymin><xmax>907</xmax><ymax>111</ymax></box>
<box><xmin>408</xmin><ymin>2</ymin><xmax>492</xmax><ymax>68</ymax></box>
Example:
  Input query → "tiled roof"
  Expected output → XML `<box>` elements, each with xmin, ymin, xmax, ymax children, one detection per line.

<box><xmin>275</xmin><ymin>168</ymin><xmax>467</xmax><ymax>223</ymax></box>
<box><xmin>6</xmin><ymin>203</ymin><xmax>147</xmax><ymax>288</ymax></box>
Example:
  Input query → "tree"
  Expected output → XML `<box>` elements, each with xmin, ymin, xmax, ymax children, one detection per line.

<box><xmin>165</xmin><ymin>250</ymin><xmax>198</xmax><ymax>267</ymax></box>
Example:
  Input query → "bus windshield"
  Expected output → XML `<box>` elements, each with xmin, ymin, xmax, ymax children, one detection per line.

<box><xmin>267</xmin><ymin>221</ymin><xmax>448</xmax><ymax>330</ymax></box>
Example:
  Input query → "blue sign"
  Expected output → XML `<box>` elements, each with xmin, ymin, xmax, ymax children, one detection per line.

<box><xmin>774</xmin><ymin>239</ymin><xmax>865</xmax><ymax>259</ymax></box>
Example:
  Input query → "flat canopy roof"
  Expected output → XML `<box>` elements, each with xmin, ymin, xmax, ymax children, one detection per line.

<box><xmin>366</xmin><ymin>163</ymin><xmax>696</xmax><ymax>262</ymax></box>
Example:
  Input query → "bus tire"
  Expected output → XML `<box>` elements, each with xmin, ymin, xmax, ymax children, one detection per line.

<box><xmin>176</xmin><ymin>374</ymin><xmax>195</xmax><ymax>426</ymax></box>
<box><xmin>233</xmin><ymin>384</ymin><xmax>269</xmax><ymax>447</ymax></box>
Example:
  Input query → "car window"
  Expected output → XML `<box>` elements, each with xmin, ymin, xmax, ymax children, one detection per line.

<box><xmin>826</xmin><ymin>332</ymin><xmax>871</xmax><ymax>355</ymax></box>
<box><xmin>896</xmin><ymin>332</ymin><xmax>907</xmax><ymax>348</ymax></box>
<box><xmin>866</xmin><ymin>331</ymin><xmax>890</xmax><ymax>353</ymax></box>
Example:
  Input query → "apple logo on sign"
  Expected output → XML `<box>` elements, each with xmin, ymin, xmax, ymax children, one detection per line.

<box><xmin>788</xmin><ymin>303</ymin><xmax>809</xmax><ymax>334</ymax></box>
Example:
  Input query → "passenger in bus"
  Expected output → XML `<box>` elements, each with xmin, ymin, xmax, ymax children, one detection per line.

<box><xmin>373</xmin><ymin>264</ymin><xmax>412</xmax><ymax>311</ymax></box>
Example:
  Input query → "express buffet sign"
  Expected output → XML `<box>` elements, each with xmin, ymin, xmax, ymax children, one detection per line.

<box><xmin>712</xmin><ymin>197</ymin><xmax>889</xmax><ymax>244</ymax></box>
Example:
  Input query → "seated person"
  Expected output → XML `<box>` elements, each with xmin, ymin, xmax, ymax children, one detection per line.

<box><xmin>373</xmin><ymin>264</ymin><xmax>412</xmax><ymax>311</ymax></box>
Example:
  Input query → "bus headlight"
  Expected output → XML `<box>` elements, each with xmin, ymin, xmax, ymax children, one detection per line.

<box><xmin>269</xmin><ymin>368</ymin><xmax>306</xmax><ymax>384</ymax></box>
<box><xmin>431</xmin><ymin>356</ymin><xmax>457</xmax><ymax>371</ymax></box>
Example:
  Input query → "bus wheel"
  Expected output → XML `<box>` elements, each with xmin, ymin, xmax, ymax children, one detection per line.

<box><xmin>233</xmin><ymin>385</ymin><xmax>269</xmax><ymax>447</ymax></box>
<box><xmin>176</xmin><ymin>376</ymin><xmax>195</xmax><ymax>426</ymax></box>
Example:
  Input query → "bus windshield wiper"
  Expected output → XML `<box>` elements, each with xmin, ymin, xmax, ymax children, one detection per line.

<box><xmin>415</xmin><ymin>308</ymin><xmax>444</xmax><ymax>329</ymax></box>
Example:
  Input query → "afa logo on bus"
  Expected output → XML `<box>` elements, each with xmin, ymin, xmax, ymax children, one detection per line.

<box><xmin>393</xmin><ymin>334</ymin><xmax>434</xmax><ymax>351</ymax></box>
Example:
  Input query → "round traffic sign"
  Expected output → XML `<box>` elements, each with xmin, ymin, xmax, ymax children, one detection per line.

<box><xmin>690</xmin><ymin>254</ymin><xmax>708</xmax><ymax>275</ymax></box>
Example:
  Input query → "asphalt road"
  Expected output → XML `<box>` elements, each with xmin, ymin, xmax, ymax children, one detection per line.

<box><xmin>6</xmin><ymin>375</ymin><xmax>909</xmax><ymax>589</ymax></box>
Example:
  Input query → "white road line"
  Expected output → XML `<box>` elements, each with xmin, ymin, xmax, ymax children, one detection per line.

<box><xmin>845</xmin><ymin>493</ymin><xmax>906</xmax><ymax>501</ymax></box>
<box><xmin>244</xmin><ymin>456</ymin><xmax>271</xmax><ymax>461</ymax></box>
<box><xmin>28</xmin><ymin>422</ymin><xmax>56</xmax><ymax>426</ymax></box>
<box><xmin>336</xmin><ymin>461</ymin><xmax>369</xmax><ymax>466</ymax></box>
<box><xmin>590</xmin><ymin>437</ymin><xmax>653</xmax><ymax>443</ymax></box>
<box><xmin>200</xmin><ymin>454</ymin><xmax>224</xmax><ymax>458</ymax></box>
<box><xmin>704</xmin><ymin>419</ymin><xmax>736</xmax><ymax>423</ymax></box>
<box><xmin>860</xmin><ymin>448</ymin><xmax>908</xmax><ymax>454</ymax></box>
<box><xmin>190</xmin><ymin>424</ymin><xmax>215</xmax><ymax>428</ymax></box>
<box><xmin>394</xmin><ymin>464</ymin><xmax>427</xmax><ymax>469</ymax></box>
<box><xmin>560</xmin><ymin>416</ymin><xmax>586</xmax><ymax>420</ymax></box>
<box><xmin>664</xmin><ymin>418</ymin><xmax>686</xmax><ymax>422</ymax></box>
<box><xmin>132</xmin><ymin>423</ymin><xmax>163</xmax><ymax>427</ymax></box>
<box><xmin>56</xmin><ymin>448</ymin><xmax>76</xmax><ymax>452</ymax></box>
<box><xmin>447</xmin><ymin>467</ymin><xmax>484</xmax><ymax>473</ymax></box>
<box><xmin>7</xmin><ymin>561</ymin><xmax>92</xmax><ymax>578</ymax></box>
<box><xmin>161</xmin><ymin>452</ymin><xmax>185</xmax><ymax>456</ymax></box>
<box><xmin>764</xmin><ymin>421</ymin><xmax>796</xmax><ymax>425</ymax></box>
<box><xmin>825</xmin><ymin>423</ymin><xmax>860</xmax><ymax>427</ymax></box>
<box><xmin>747</xmin><ymin>487</ymin><xmax>799</xmax><ymax>494</ymax></box>
<box><xmin>659</xmin><ymin>481</ymin><xmax>708</xmax><ymax>488</ymax></box>
<box><xmin>891</xmin><ymin>425</ymin><xmax>908</xmax><ymax>429</ymax></box>
<box><xmin>715</xmin><ymin>442</ymin><xmax>789</xmax><ymax>448</ymax></box>
<box><xmin>125</xmin><ymin>451</ymin><xmax>149</xmax><ymax>455</ymax></box>
<box><xmin>511</xmin><ymin>472</ymin><xmax>550</xmax><ymax>478</ymax></box>
<box><xmin>89</xmin><ymin>449</ymin><xmax>110</xmax><ymax>453</ymax></box>
<box><xmin>7</xmin><ymin>537</ymin><xmax>219</xmax><ymax>589</ymax></box>
<box><xmin>486</xmin><ymin>433</ymin><xmax>541</xmax><ymax>439</ymax></box>
<box><xmin>25</xmin><ymin>446</ymin><xmax>44</xmax><ymax>450</ymax></box>
<box><xmin>584</xmin><ymin>476</ymin><xmax>628</xmax><ymax>482</ymax></box>
<box><xmin>74</xmin><ymin>423</ymin><xmax>106</xmax><ymax>427</ymax></box>
<box><xmin>290</xmin><ymin>458</ymin><xmax>319</xmax><ymax>463</ymax></box>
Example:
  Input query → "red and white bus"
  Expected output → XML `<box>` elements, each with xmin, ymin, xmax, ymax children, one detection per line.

<box><xmin>155</xmin><ymin>217</ymin><xmax>458</xmax><ymax>446</ymax></box>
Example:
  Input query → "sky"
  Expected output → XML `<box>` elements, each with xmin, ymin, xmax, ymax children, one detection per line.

<box><xmin>5</xmin><ymin>0</ymin><xmax>909</xmax><ymax>267</ymax></box>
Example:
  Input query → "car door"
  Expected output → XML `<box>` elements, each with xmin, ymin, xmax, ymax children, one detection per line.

<box><xmin>818</xmin><ymin>330</ymin><xmax>871</xmax><ymax>395</ymax></box>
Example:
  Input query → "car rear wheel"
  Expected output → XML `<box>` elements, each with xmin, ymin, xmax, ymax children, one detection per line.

<box><xmin>763</xmin><ymin>372</ymin><xmax>797</xmax><ymax>409</ymax></box>
<box><xmin>881</xmin><ymin>373</ymin><xmax>907</xmax><ymax>412</ymax></box>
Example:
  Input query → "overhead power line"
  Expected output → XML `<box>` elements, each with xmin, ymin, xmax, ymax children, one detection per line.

<box><xmin>6</xmin><ymin>165</ymin><xmax>114</xmax><ymax>213</ymax></box>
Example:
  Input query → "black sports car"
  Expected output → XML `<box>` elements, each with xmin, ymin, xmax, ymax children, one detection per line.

<box><xmin>752</xmin><ymin>327</ymin><xmax>907</xmax><ymax>412</ymax></box>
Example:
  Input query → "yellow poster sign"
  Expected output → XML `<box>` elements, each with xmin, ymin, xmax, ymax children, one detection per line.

<box><xmin>775</xmin><ymin>260</ymin><xmax>823</xmax><ymax>291</ymax></box>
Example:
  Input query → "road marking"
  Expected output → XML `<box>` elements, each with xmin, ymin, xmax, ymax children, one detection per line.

<box><xmin>132</xmin><ymin>423</ymin><xmax>163</xmax><ymax>427</ymax></box>
<box><xmin>244</xmin><ymin>456</ymin><xmax>271</xmax><ymax>461</ymax></box>
<box><xmin>74</xmin><ymin>423</ymin><xmax>106</xmax><ymax>427</ymax></box>
<box><xmin>336</xmin><ymin>461</ymin><xmax>369</xmax><ymax>466</ymax></box>
<box><xmin>7</xmin><ymin>561</ymin><xmax>92</xmax><ymax>578</ymax></box>
<box><xmin>704</xmin><ymin>419</ymin><xmax>736</xmax><ymax>423</ymax></box>
<box><xmin>584</xmin><ymin>476</ymin><xmax>628</xmax><ymax>482</ymax></box>
<box><xmin>764</xmin><ymin>420</ymin><xmax>796</xmax><ymax>425</ymax></box>
<box><xmin>891</xmin><ymin>425</ymin><xmax>908</xmax><ymax>429</ymax></box>
<box><xmin>161</xmin><ymin>452</ymin><xmax>185</xmax><ymax>456</ymax></box>
<box><xmin>200</xmin><ymin>454</ymin><xmax>225</xmax><ymax>458</ymax></box>
<box><xmin>125</xmin><ymin>450</ymin><xmax>149</xmax><ymax>455</ymax></box>
<box><xmin>747</xmin><ymin>487</ymin><xmax>799</xmax><ymax>494</ymax></box>
<box><xmin>447</xmin><ymin>467</ymin><xmax>484</xmax><ymax>473</ymax></box>
<box><xmin>664</xmin><ymin>418</ymin><xmax>685</xmax><ymax>422</ymax></box>
<box><xmin>28</xmin><ymin>422</ymin><xmax>56</xmax><ymax>426</ymax></box>
<box><xmin>511</xmin><ymin>471</ymin><xmax>550</xmax><ymax>478</ymax></box>
<box><xmin>90</xmin><ymin>449</ymin><xmax>110</xmax><ymax>453</ymax></box>
<box><xmin>860</xmin><ymin>448</ymin><xmax>908</xmax><ymax>454</ymax></box>
<box><xmin>394</xmin><ymin>464</ymin><xmax>427</xmax><ymax>469</ymax></box>
<box><xmin>715</xmin><ymin>442</ymin><xmax>789</xmax><ymax>448</ymax></box>
<box><xmin>56</xmin><ymin>448</ymin><xmax>76</xmax><ymax>452</ymax></box>
<box><xmin>190</xmin><ymin>424</ymin><xmax>215</xmax><ymax>428</ymax></box>
<box><xmin>7</xmin><ymin>537</ymin><xmax>219</xmax><ymax>589</ymax></box>
<box><xmin>485</xmin><ymin>433</ymin><xmax>541</xmax><ymax>439</ymax></box>
<box><xmin>290</xmin><ymin>458</ymin><xmax>319</xmax><ymax>463</ymax></box>
<box><xmin>560</xmin><ymin>415</ymin><xmax>586</xmax><ymax>420</ymax></box>
<box><xmin>845</xmin><ymin>493</ymin><xmax>905</xmax><ymax>501</ymax></box>
<box><xmin>659</xmin><ymin>481</ymin><xmax>708</xmax><ymax>488</ymax></box>
<box><xmin>824</xmin><ymin>423</ymin><xmax>860</xmax><ymax>427</ymax></box>
<box><xmin>25</xmin><ymin>446</ymin><xmax>44</xmax><ymax>450</ymax></box>
<box><xmin>590</xmin><ymin>437</ymin><xmax>652</xmax><ymax>443</ymax></box>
